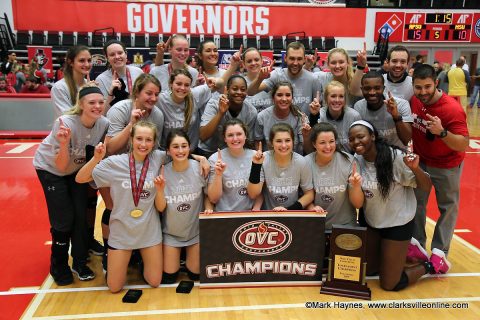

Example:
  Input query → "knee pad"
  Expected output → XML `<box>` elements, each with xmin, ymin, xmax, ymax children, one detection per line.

<box><xmin>161</xmin><ymin>271</ymin><xmax>179</xmax><ymax>284</ymax></box>
<box><xmin>393</xmin><ymin>272</ymin><xmax>409</xmax><ymax>291</ymax></box>
<box><xmin>186</xmin><ymin>268</ymin><xmax>200</xmax><ymax>281</ymax></box>
<box><xmin>101</xmin><ymin>208</ymin><xmax>112</xmax><ymax>225</ymax></box>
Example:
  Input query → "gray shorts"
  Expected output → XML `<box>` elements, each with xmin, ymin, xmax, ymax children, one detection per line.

<box><xmin>163</xmin><ymin>233</ymin><xmax>199</xmax><ymax>247</ymax></box>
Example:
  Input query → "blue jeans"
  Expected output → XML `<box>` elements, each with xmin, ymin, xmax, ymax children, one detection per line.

<box><xmin>470</xmin><ymin>85</ymin><xmax>480</xmax><ymax>106</ymax></box>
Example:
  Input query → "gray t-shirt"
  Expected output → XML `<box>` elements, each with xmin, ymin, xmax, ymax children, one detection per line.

<box><xmin>162</xmin><ymin>159</ymin><xmax>207</xmax><ymax>242</ymax></box>
<box><xmin>260</xmin><ymin>151</ymin><xmax>313</xmax><ymax>210</ymax></box>
<box><xmin>95</xmin><ymin>65</ymin><xmax>144</xmax><ymax>107</ymax></box>
<box><xmin>255</xmin><ymin>106</ymin><xmax>304</xmax><ymax>154</ymax></box>
<box><xmin>355</xmin><ymin>149</ymin><xmax>417</xmax><ymax>228</ymax></box>
<box><xmin>199</xmin><ymin>97</ymin><xmax>257</xmax><ymax>153</ymax></box>
<box><xmin>318</xmin><ymin>107</ymin><xmax>362</xmax><ymax>152</ymax></box>
<box><xmin>383</xmin><ymin>74</ymin><xmax>414</xmax><ymax>101</ymax></box>
<box><xmin>262</xmin><ymin>68</ymin><xmax>320</xmax><ymax>114</ymax></box>
<box><xmin>92</xmin><ymin>150</ymin><xmax>166</xmax><ymax>249</ymax></box>
<box><xmin>353</xmin><ymin>98</ymin><xmax>412</xmax><ymax>148</ymax></box>
<box><xmin>149</xmin><ymin>64</ymin><xmax>199</xmax><ymax>93</ymax></box>
<box><xmin>157</xmin><ymin>84</ymin><xmax>212</xmax><ymax>150</ymax></box>
<box><xmin>245</xmin><ymin>76</ymin><xmax>273</xmax><ymax>113</ymax></box>
<box><xmin>33</xmin><ymin>115</ymin><xmax>109</xmax><ymax>176</ymax></box>
<box><xmin>51</xmin><ymin>78</ymin><xmax>86</xmax><ymax>118</ymax></box>
<box><xmin>305</xmin><ymin>151</ymin><xmax>357</xmax><ymax>230</ymax></box>
<box><xmin>106</xmin><ymin>99</ymin><xmax>164</xmax><ymax>153</ymax></box>
<box><xmin>208</xmin><ymin>148</ymin><xmax>256</xmax><ymax>211</ymax></box>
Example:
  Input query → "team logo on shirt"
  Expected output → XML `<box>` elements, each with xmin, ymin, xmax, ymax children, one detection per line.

<box><xmin>177</xmin><ymin>203</ymin><xmax>191</xmax><ymax>212</ymax></box>
<box><xmin>364</xmin><ymin>190</ymin><xmax>374</xmax><ymax>199</ymax></box>
<box><xmin>74</xmin><ymin>158</ymin><xmax>86</xmax><ymax>164</ymax></box>
<box><xmin>320</xmin><ymin>193</ymin><xmax>334</xmax><ymax>203</ymax></box>
<box><xmin>238</xmin><ymin>187</ymin><xmax>247</xmax><ymax>196</ymax></box>
<box><xmin>140</xmin><ymin>190</ymin><xmax>150</xmax><ymax>199</ymax></box>
<box><xmin>232</xmin><ymin>220</ymin><xmax>292</xmax><ymax>256</ymax></box>
<box><xmin>274</xmin><ymin>195</ymin><xmax>288</xmax><ymax>203</ymax></box>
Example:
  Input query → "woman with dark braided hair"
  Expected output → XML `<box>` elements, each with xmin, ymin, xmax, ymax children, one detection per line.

<box><xmin>348</xmin><ymin>120</ymin><xmax>443</xmax><ymax>292</ymax></box>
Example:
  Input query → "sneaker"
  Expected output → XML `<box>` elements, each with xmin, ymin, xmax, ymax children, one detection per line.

<box><xmin>102</xmin><ymin>251</ymin><xmax>108</xmax><ymax>274</ymax></box>
<box><xmin>50</xmin><ymin>264</ymin><xmax>73</xmax><ymax>286</ymax></box>
<box><xmin>406</xmin><ymin>237</ymin><xmax>429</xmax><ymax>263</ymax></box>
<box><xmin>430</xmin><ymin>248</ymin><xmax>451</xmax><ymax>274</ymax></box>
<box><xmin>89</xmin><ymin>239</ymin><xmax>104</xmax><ymax>256</ymax></box>
<box><xmin>72</xmin><ymin>264</ymin><xmax>96</xmax><ymax>281</ymax></box>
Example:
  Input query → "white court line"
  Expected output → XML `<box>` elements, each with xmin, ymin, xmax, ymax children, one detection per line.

<box><xmin>21</xmin><ymin>276</ymin><xmax>54</xmax><ymax>320</ymax></box>
<box><xmin>4</xmin><ymin>272</ymin><xmax>480</xmax><ymax>297</ymax></box>
<box><xmin>427</xmin><ymin>217</ymin><xmax>480</xmax><ymax>255</ymax></box>
<box><xmin>454</xmin><ymin>229</ymin><xmax>472</xmax><ymax>233</ymax></box>
<box><xmin>0</xmin><ymin>156</ymin><xmax>34</xmax><ymax>159</ymax></box>
<box><xmin>29</xmin><ymin>296</ymin><xmax>480</xmax><ymax>320</ymax></box>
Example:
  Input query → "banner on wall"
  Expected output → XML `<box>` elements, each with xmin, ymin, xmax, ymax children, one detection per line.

<box><xmin>12</xmin><ymin>0</ymin><xmax>364</xmax><ymax>37</ymax></box>
<box><xmin>199</xmin><ymin>211</ymin><xmax>325</xmax><ymax>288</ymax></box>
<box><xmin>27</xmin><ymin>46</ymin><xmax>53</xmax><ymax>78</ymax></box>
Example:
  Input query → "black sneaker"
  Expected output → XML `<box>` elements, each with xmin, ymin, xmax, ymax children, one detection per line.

<box><xmin>89</xmin><ymin>239</ymin><xmax>104</xmax><ymax>256</ymax></box>
<box><xmin>50</xmin><ymin>264</ymin><xmax>73</xmax><ymax>286</ymax></box>
<box><xmin>72</xmin><ymin>264</ymin><xmax>96</xmax><ymax>281</ymax></box>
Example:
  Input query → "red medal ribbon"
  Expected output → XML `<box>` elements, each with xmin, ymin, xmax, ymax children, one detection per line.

<box><xmin>129</xmin><ymin>152</ymin><xmax>150</xmax><ymax>207</ymax></box>
<box><xmin>112</xmin><ymin>67</ymin><xmax>133</xmax><ymax>93</ymax></box>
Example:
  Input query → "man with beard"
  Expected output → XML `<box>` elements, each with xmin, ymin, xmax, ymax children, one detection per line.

<box><xmin>408</xmin><ymin>64</ymin><xmax>468</xmax><ymax>265</ymax></box>
<box><xmin>247</xmin><ymin>41</ymin><xmax>320</xmax><ymax>114</ymax></box>
<box><xmin>353</xmin><ymin>71</ymin><xmax>412</xmax><ymax>148</ymax></box>
<box><xmin>383</xmin><ymin>45</ymin><xmax>413</xmax><ymax>101</ymax></box>
<box><xmin>19</xmin><ymin>70</ymin><xmax>50</xmax><ymax>93</ymax></box>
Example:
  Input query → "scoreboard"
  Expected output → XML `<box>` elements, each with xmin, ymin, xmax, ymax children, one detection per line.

<box><xmin>403</xmin><ymin>13</ymin><xmax>473</xmax><ymax>42</ymax></box>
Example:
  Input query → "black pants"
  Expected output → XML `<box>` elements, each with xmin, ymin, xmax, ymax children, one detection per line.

<box><xmin>36</xmin><ymin>170</ymin><xmax>89</xmax><ymax>265</ymax></box>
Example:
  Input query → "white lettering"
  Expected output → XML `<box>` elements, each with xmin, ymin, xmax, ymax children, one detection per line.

<box><xmin>176</xmin><ymin>5</ymin><xmax>188</xmax><ymax>33</ymax></box>
<box><xmin>190</xmin><ymin>5</ymin><xmax>204</xmax><ymax>34</ymax></box>
<box><xmin>159</xmin><ymin>4</ymin><xmax>174</xmax><ymax>33</ymax></box>
<box><xmin>127</xmin><ymin>4</ymin><xmax>142</xmax><ymax>33</ymax></box>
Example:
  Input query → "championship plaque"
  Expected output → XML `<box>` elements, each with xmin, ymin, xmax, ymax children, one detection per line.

<box><xmin>320</xmin><ymin>225</ymin><xmax>371</xmax><ymax>300</ymax></box>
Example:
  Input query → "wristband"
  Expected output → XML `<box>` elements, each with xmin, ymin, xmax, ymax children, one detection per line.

<box><xmin>287</xmin><ymin>201</ymin><xmax>303</xmax><ymax>210</ymax></box>
<box><xmin>356</xmin><ymin>65</ymin><xmax>365</xmax><ymax>70</ymax></box>
<box><xmin>248</xmin><ymin>162</ymin><xmax>262</xmax><ymax>184</ymax></box>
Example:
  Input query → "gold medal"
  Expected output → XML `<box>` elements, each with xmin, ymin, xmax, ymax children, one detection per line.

<box><xmin>130</xmin><ymin>209</ymin><xmax>143</xmax><ymax>218</ymax></box>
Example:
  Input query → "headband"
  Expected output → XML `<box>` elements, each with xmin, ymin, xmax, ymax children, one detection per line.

<box><xmin>79</xmin><ymin>86</ymin><xmax>103</xmax><ymax>99</ymax></box>
<box><xmin>350</xmin><ymin>120</ymin><xmax>374</xmax><ymax>132</ymax></box>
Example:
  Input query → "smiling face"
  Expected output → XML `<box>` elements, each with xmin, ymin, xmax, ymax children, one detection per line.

<box><xmin>387</xmin><ymin>50</ymin><xmax>409</xmax><ymax>81</ymax></box>
<box><xmin>348</xmin><ymin>125</ymin><xmax>375</xmax><ymax>157</ymax></box>
<box><xmin>224</xmin><ymin>124</ymin><xmax>247</xmax><ymax>150</ymax></box>
<box><xmin>132</xmin><ymin>125</ymin><xmax>155</xmax><ymax>159</ymax></box>
<box><xmin>314</xmin><ymin>131</ymin><xmax>336</xmax><ymax>159</ymax></box>
<box><xmin>106</xmin><ymin>43</ymin><xmax>127</xmax><ymax>70</ymax></box>
<box><xmin>80</xmin><ymin>93</ymin><xmax>105</xmax><ymax>120</ymax></box>
<box><xmin>243</xmin><ymin>49</ymin><xmax>262</xmax><ymax>75</ymax></box>
<box><xmin>273</xmin><ymin>85</ymin><xmax>293</xmax><ymax>112</ymax></box>
<box><xmin>272</xmin><ymin>131</ymin><xmax>293</xmax><ymax>156</ymax></box>
<box><xmin>285</xmin><ymin>48</ymin><xmax>305</xmax><ymax>77</ymax></box>
<box><xmin>199</xmin><ymin>42</ymin><xmax>219</xmax><ymax>67</ymax></box>
<box><xmin>326</xmin><ymin>85</ymin><xmax>346</xmax><ymax>113</ymax></box>
<box><xmin>361</xmin><ymin>77</ymin><xmax>385</xmax><ymax>109</ymax></box>
<box><xmin>135</xmin><ymin>82</ymin><xmax>160</xmax><ymax>112</ymax></box>
<box><xmin>227</xmin><ymin>77</ymin><xmax>247</xmax><ymax>105</ymax></box>
<box><xmin>413</xmin><ymin>77</ymin><xmax>438</xmax><ymax>105</ymax></box>
<box><xmin>170</xmin><ymin>38</ymin><xmax>190</xmax><ymax>65</ymax></box>
<box><xmin>168</xmin><ymin>135</ymin><xmax>190</xmax><ymax>162</ymax></box>
<box><xmin>170</xmin><ymin>74</ymin><xmax>192</xmax><ymax>101</ymax></box>
<box><xmin>70</xmin><ymin>50</ymin><xmax>92</xmax><ymax>77</ymax></box>
<box><xmin>328</xmin><ymin>51</ymin><xmax>349</xmax><ymax>78</ymax></box>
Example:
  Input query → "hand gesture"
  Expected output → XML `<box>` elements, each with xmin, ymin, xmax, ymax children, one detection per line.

<box><xmin>356</xmin><ymin>42</ymin><xmax>367</xmax><ymax>68</ymax></box>
<box><xmin>301</xmin><ymin>112</ymin><xmax>311</xmax><ymax>136</ymax></box>
<box><xmin>199</xmin><ymin>156</ymin><xmax>210</xmax><ymax>178</ymax></box>
<box><xmin>425</xmin><ymin>113</ymin><xmax>444</xmax><ymax>135</ymax></box>
<box><xmin>229</xmin><ymin>44</ymin><xmax>243</xmax><ymax>68</ymax></box>
<box><xmin>206</xmin><ymin>75</ymin><xmax>217</xmax><ymax>90</ymax></box>
<box><xmin>305</xmin><ymin>48</ymin><xmax>318</xmax><ymax>71</ymax></box>
<box><xmin>403</xmin><ymin>152</ymin><xmax>419</xmax><ymax>169</ymax></box>
<box><xmin>219</xmin><ymin>87</ymin><xmax>229</xmax><ymax>114</ymax></box>
<box><xmin>154</xmin><ymin>165</ymin><xmax>166</xmax><ymax>190</ymax></box>
<box><xmin>109</xmin><ymin>70</ymin><xmax>122</xmax><ymax>95</ymax></box>
<box><xmin>348</xmin><ymin>161</ymin><xmax>362</xmax><ymax>187</ymax></box>
<box><xmin>214</xmin><ymin>149</ymin><xmax>227</xmax><ymax>175</ymax></box>
<box><xmin>258</xmin><ymin>64</ymin><xmax>273</xmax><ymax>81</ymax></box>
<box><xmin>384</xmin><ymin>91</ymin><xmax>399</xmax><ymax>118</ymax></box>
<box><xmin>309</xmin><ymin>90</ymin><xmax>321</xmax><ymax>115</ymax></box>
<box><xmin>156</xmin><ymin>37</ymin><xmax>171</xmax><ymax>55</ymax></box>
<box><xmin>196</xmin><ymin>66</ymin><xmax>206</xmax><ymax>85</ymax></box>
<box><xmin>93</xmin><ymin>142</ymin><xmax>106</xmax><ymax>161</ymax></box>
<box><xmin>130</xmin><ymin>108</ymin><xmax>146</xmax><ymax>125</ymax></box>
<box><xmin>252</xmin><ymin>142</ymin><xmax>265</xmax><ymax>164</ymax></box>
<box><xmin>56</xmin><ymin>118</ymin><xmax>71</xmax><ymax>145</ymax></box>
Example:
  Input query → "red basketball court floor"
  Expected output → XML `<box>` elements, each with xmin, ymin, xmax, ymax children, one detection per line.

<box><xmin>0</xmin><ymin>136</ymin><xmax>479</xmax><ymax>320</ymax></box>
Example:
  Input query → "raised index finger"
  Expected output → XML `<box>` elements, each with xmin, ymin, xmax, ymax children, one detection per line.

<box><xmin>388</xmin><ymin>91</ymin><xmax>393</xmax><ymax>100</ymax></box>
<box><xmin>218</xmin><ymin>148</ymin><xmax>222</xmax><ymax>161</ymax></box>
<box><xmin>316</xmin><ymin>90</ymin><xmax>320</xmax><ymax>102</ymax></box>
<box><xmin>258</xmin><ymin>141</ymin><xmax>262</xmax><ymax>152</ymax></box>
<box><xmin>425</xmin><ymin>113</ymin><xmax>435</xmax><ymax>120</ymax></box>
<box><xmin>164</xmin><ymin>36</ymin><xmax>172</xmax><ymax>49</ymax></box>
<box><xmin>86</xmin><ymin>73</ymin><xmax>91</xmax><ymax>82</ymax></box>
<box><xmin>160</xmin><ymin>164</ymin><xmax>164</xmax><ymax>177</ymax></box>
<box><xmin>113</xmin><ymin>70</ymin><xmax>118</xmax><ymax>80</ymax></box>
<box><xmin>352</xmin><ymin>161</ymin><xmax>357</xmax><ymax>175</ymax></box>
<box><xmin>58</xmin><ymin>117</ymin><xmax>65</xmax><ymax>127</ymax></box>
<box><xmin>363</xmin><ymin>41</ymin><xmax>366</xmax><ymax>52</ymax></box>
<box><xmin>239</xmin><ymin>44</ymin><xmax>243</xmax><ymax>56</ymax></box>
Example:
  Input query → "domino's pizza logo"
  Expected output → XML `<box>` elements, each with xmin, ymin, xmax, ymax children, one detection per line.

<box><xmin>475</xmin><ymin>18</ymin><xmax>480</xmax><ymax>39</ymax></box>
